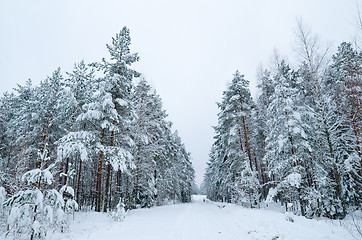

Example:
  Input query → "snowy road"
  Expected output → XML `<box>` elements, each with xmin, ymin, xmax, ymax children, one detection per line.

<box><xmin>68</xmin><ymin>195</ymin><xmax>353</xmax><ymax>240</ymax></box>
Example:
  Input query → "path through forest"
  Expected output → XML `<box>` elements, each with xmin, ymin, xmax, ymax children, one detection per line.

<box><xmin>68</xmin><ymin>195</ymin><xmax>353</xmax><ymax>240</ymax></box>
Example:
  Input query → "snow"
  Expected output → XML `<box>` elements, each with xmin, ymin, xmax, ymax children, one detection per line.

<box><xmin>110</xmin><ymin>148</ymin><xmax>133</xmax><ymax>172</ymax></box>
<box><xmin>229</xmin><ymin>95</ymin><xmax>239</xmax><ymax>102</ymax></box>
<box><xmin>66</xmin><ymin>199</ymin><xmax>79</xmax><ymax>212</ymax></box>
<box><xmin>265</xmin><ymin>187</ymin><xmax>277</xmax><ymax>203</ymax></box>
<box><xmin>286</xmin><ymin>173</ymin><xmax>301</xmax><ymax>188</ymax></box>
<box><xmin>292</xmin><ymin>126</ymin><xmax>301</xmax><ymax>134</ymax></box>
<box><xmin>293</xmin><ymin>111</ymin><xmax>301</xmax><ymax>121</ymax></box>
<box><xmin>60</xmin><ymin>186</ymin><xmax>75</xmax><ymax>198</ymax></box>
<box><xmin>116</xmin><ymin>98</ymin><xmax>128</xmax><ymax>107</ymax></box>
<box><xmin>32</xmin><ymin>220</ymin><xmax>41</xmax><ymax>235</ymax></box>
<box><xmin>22</xmin><ymin>169</ymin><xmax>41</xmax><ymax>183</ymax></box>
<box><xmin>44</xmin><ymin>205</ymin><xmax>53</xmax><ymax>222</ymax></box>
<box><xmin>7</xmin><ymin>206</ymin><xmax>20</xmax><ymax>225</ymax></box>
<box><xmin>43</xmin><ymin>169</ymin><xmax>53</xmax><ymax>185</ymax></box>
<box><xmin>80</xmin><ymin>147</ymin><xmax>88</xmax><ymax>161</ymax></box>
<box><xmin>102</xmin><ymin>94</ymin><xmax>113</xmax><ymax>108</ymax></box>
<box><xmin>277</xmin><ymin>136</ymin><xmax>287</xmax><ymax>151</ymax></box>
<box><xmin>0</xmin><ymin>186</ymin><xmax>5</xmax><ymax>204</ymax></box>
<box><xmin>79</xmin><ymin>110</ymin><xmax>101</xmax><ymax>121</ymax></box>
<box><xmin>22</xmin><ymin>168</ymin><xmax>54</xmax><ymax>185</ymax></box>
<box><xmin>35</xmin><ymin>189</ymin><xmax>44</xmax><ymax>205</ymax></box>
<box><xmin>61</xmin><ymin>195</ymin><xmax>352</xmax><ymax>240</ymax></box>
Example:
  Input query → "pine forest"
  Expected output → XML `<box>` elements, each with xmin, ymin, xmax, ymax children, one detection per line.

<box><xmin>0</xmin><ymin>15</ymin><xmax>361</xmax><ymax>240</ymax></box>
<box><xmin>203</xmin><ymin>22</ymin><xmax>361</xmax><ymax>220</ymax></box>
<box><xmin>0</xmin><ymin>27</ymin><xmax>195</xmax><ymax>238</ymax></box>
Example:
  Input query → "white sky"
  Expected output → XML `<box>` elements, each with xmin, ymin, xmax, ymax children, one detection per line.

<box><xmin>0</xmin><ymin>0</ymin><xmax>360</xmax><ymax>186</ymax></box>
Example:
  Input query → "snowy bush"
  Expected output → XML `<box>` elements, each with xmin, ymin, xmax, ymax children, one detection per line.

<box><xmin>4</xmin><ymin>188</ymin><xmax>49</xmax><ymax>238</ymax></box>
<box><xmin>3</xmin><ymin>148</ymin><xmax>70</xmax><ymax>239</ymax></box>
<box><xmin>110</xmin><ymin>198</ymin><xmax>126</xmax><ymax>222</ymax></box>
<box><xmin>59</xmin><ymin>164</ymin><xmax>79</xmax><ymax>223</ymax></box>
<box><xmin>265</xmin><ymin>187</ymin><xmax>277</xmax><ymax>204</ymax></box>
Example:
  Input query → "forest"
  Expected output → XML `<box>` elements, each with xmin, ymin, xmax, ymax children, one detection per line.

<box><xmin>0</xmin><ymin>27</ymin><xmax>195</xmax><ymax>238</ymax></box>
<box><xmin>0</xmin><ymin>18</ymin><xmax>361</xmax><ymax>240</ymax></box>
<box><xmin>202</xmin><ymin>21</ymin><xmax>361</xmax><ymax>219</ymax></box>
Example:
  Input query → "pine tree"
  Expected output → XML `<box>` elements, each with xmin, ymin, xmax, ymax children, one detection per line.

<box><xmin>295</xmin><ymin>23</ymin><xmax>352</xmax><ymax>218</ymax></box>
<box><xmin>4</xmin><ymin>147</ymin><xmax>65</xmax><ymax>239</ymax></box>
<box><xmin>132</xmin><ymin>78</ymin><xmax>166</xmax><ymax>207</ymax></box>
<box><xmin>77</xmin><ymin>27</ymin><xmax>140</xmax><ymax>212</ymax></box>
<box><xmin>264</xmin><ymin>61</ymin><xmax>316</xmax><ymax>215</ymax></box>
<box><xmin>204</xmin><ymin>71</ymin><xmax>260</xmax><ymax>206</ymax></box>
<box><xmin>0</xmin><ymin>26</ymin><xmax>195</xmax><ymax>234</ymax></box>
<box><xmin>321</xmin><ymin>42</ymin><xmax>362</xmax><ymax>213</ymax></box>
<box><xmin>57</xmin><ymin>60</ymin><xmax>96</xmax><ymax>207</ymax></box>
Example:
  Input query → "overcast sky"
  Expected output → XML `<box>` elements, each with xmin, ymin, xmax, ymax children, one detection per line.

<box><xmin>0</xmin><ymin>0</ymin><xmax>360</xmax><ymax>186</ymax></box>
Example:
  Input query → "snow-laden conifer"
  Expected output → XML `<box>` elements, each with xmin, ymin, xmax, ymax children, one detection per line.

<box><xmin>204</xmin><ymin>71</ymin><xmax>260</xmax><ymax>206</ymax></box>
<box><xmin>4</xmin><ymin>147</ymin><xmax>66</xmax><ymax>239</ymax></box>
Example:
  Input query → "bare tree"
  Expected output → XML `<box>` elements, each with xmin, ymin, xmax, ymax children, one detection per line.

<box><xmin>294</xmin><ymin>18</ymin><xmax>330</xmax><ymax>95</ymax></box>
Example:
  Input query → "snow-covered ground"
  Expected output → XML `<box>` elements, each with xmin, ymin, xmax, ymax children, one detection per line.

<box><xmin>57</xmin><ymin>195</ymin><xmax>355</xmax><ymax>240</ymax></box>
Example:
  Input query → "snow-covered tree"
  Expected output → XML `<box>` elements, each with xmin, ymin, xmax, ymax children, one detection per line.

<box><xmin>131</xmin><ymin>78</ymin><xmax>165</xmax><ymax>207</ymax></box>
<box><xmin>4</xmin><ymin>147</ymin><xmax>65</xmax><ymax>239</ymax></box>
<box><xmin>0</xmin><ymin>26</ymin><xmax>195</xmax><ymax>234</ymax></box>
<box><xmin>204</xmin><ymin>71</ymin><xmax>260</xmax><ymax>206</ymax></box>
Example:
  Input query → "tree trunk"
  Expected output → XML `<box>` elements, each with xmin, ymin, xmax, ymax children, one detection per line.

<box><xmin>254</xmin><ymin>156</ymin><xmax>259</xmax><ymax>173</ymax></box>
<box><xmin>96</xmin><ymin>128</ymin><xmax>105</xmax><ymax>212</ymax></box>
<box><xmin>135</xmin><ymin>142</ymin><xmax>141</xmax><ymax>204</ymax></box>
<box><xmin>59</xmin><ymin>159</ymin><xmax>64</xmax><ymax>184</ymax></box>
<box><xmin>323</xmin><ymin>116</ymin><xmax>346</xmax><ymax>216</ymax></box>
<box><xmin>109</xmin><ymin>171</ymin><xmax>113</xmax><ymax>210</ymax></box>
<box><xmin>63</xmin><ymin>157</ymin><xmax>69</xmax><ymax>185</ymax></box>
<box><xmin>239</xmin><ymin>95</ymin><xmax>253</xmax><ymax>170</ymax></box>
<box><xmin>91</xmin><ymin>160</ymin><xmax>97</xmax><ymax>210</ymax></box>
<box><xmin>102</xmin><ymin>163</ymin><xmax>111</xmax><ymax>212</ymax></box>
<box><xmin>96</xmin><ymin>151</ymin><xmax>103</xmax><ymax>212</ymax></box>
<box><xmin>237</xmin><ymin>128</ymin><xmax>244</xmax><ymax>152</ymax></box>
<box><xmin>76</xmin><ymin>158</ymin><xmax>82</xmax><ymax>204</ymax></box>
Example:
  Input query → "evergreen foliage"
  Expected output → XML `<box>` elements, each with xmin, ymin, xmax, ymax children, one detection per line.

<box><xmin>204</xmin><ymin>41</ymin><xmax>361</xmax><ymax>219</ymax></box>
<box><xmin>0</xmin><ymin>27</ymin><xmax>195</xmax><ymax>239</ymax></box>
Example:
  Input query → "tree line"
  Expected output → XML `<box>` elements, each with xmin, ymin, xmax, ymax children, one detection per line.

<box><xmin>202</xmin><ymin>22</ymin><xmax>361</xmax><ymax>219</ymax></box>
<box><xmin>0</xmin><ymin>27</ymin><xmax>195</xmax><ymax>238</ymax></box>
